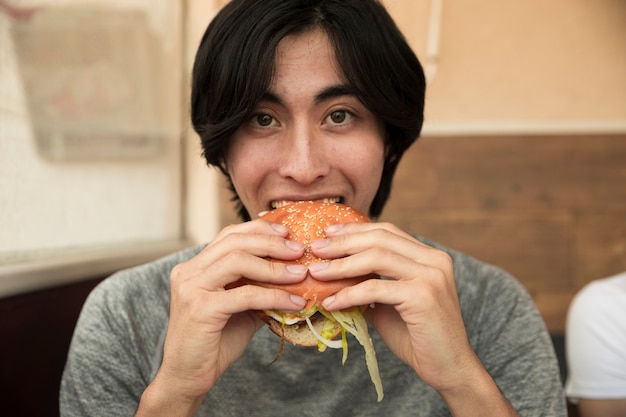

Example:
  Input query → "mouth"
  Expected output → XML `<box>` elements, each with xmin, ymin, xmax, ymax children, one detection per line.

<box><xmin>258</xmin><ymin>197</ymin><xmax>343</xmax><ymax>217</ymax></box>
<box><xmin>270</xmin><ymin>197</ymin><xmax>342</xmax><ymax>210</ymax></box>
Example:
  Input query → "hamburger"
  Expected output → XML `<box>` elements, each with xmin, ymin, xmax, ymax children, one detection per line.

<box><xmin>233</xmin><ymin>200</ymin><xmax>384</xmax><ymax>401</ymax></box>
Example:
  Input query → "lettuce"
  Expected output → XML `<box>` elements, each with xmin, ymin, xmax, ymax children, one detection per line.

<box><xmin>304</xmin><ymin>307</ymin><xmax>384</xmax><ymax>402</ymax></box>
<box><xmin>329</xmin><ymin>309</ymin><xmax>384</xmax><ymax>402</ymax></box>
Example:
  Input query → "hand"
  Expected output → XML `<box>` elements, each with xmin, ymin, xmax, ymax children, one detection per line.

<box><xmin>308</xmin><ymin>222</ymin><xmax>518</xmax><ymax>416</ymax></box>
<box><xmin>137</xmin><ymin>220</ymin><xmax>308</xmax><ymax>415</ymax></box>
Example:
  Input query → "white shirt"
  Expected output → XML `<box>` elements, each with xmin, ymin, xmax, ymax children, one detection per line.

<box><xmin>565</xmin><ymin>272</ymin><xmax>626</xmax><ymax>400</ymax></box>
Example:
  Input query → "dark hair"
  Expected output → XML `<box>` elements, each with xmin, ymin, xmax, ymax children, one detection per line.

<box><xmin>191</xmin><ymin>0</ymin><xmax>425</xmax><ymax>221</ymax></box>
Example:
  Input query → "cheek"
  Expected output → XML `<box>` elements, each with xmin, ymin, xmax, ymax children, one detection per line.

<box><xmin>340</xmin><ymin>139</ymin><xmax>385</xmax><ymax>195</ymax></box>
<box><xmin>366</xmin><ymin>139</ymin><xmax>386</xmax><ymax>191</ymax></box>
<box><xmin>363</xmin><ymin>136</ymin><xmax>385</xmax><ymax>174</ymax></box>
<box><xmin>364</xmin><ymin>148</ymin><xmax>385</xmax><ymax>192</ymax></box>
<box><xmin>224</xmin><ymin>143</ymin><xmax>265</xmax><ymax>198</ymax></box>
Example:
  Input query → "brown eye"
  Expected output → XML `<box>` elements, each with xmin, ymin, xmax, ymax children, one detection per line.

<box><xmin>256</xmin><ymin>114</ymin><xmax>273</xmax><ymax>126</ymax></box>
<box><xmin>329</xmin><ymin>110</ymin><xmax>347</xmax><ymax>124</ymax></box>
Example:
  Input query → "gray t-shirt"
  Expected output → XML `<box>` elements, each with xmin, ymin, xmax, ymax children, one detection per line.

<box><xmin>60</xmin><ymin>239</ymin><xmax>567</xmax><ymax>416</ymax></box>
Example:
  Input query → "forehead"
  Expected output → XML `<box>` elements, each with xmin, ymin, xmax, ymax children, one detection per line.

<box><xmin>276</xmin><ymin>28</ymin><xmax>332</xmax><ymax>57</ymax></box>
<box><xmin>272</xmin><ymin>28</ymin><xmax>342</xmax><ymax>81</ymax></box>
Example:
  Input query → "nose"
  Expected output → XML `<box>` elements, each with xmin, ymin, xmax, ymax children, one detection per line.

<box><xmin>276</xmin><ymin>124</ymin><xmax>330</xmax><ymax>185</ymax></box>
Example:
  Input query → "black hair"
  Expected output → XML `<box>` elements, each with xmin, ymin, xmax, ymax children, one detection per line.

<box><xmin>191</xmin><ymin>0</ymin><xmax>425</xmax><ymax>221</ymax></box>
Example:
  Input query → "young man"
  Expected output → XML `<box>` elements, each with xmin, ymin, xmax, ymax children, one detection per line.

<box><xmin>61</xmin><ymin>1</ymin><xmax>566</xmax><ymax>416</ymax></box>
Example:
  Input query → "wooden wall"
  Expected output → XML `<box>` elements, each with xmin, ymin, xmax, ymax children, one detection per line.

<box><xmin>219</xmin><ymin>134</ymin><xmax>626</xmax><ymax>333</ymax></box>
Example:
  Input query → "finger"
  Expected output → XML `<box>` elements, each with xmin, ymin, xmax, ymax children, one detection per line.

<box><xmin>308</xmin><ymin>244</ymin><xmax>434</xmax><ymax>283</ymax></box>
<box><xmin>317</xmin><ymin>266</ymin><xmax>419</xmax><ymax>311</ymax></box>
<box><xmin>209</xmin><ymin>218</ymin><xmax>290</xmax><ymax>246</ymax></box>
<box><xmin>204</xmin><ymin>218</ymin><xmax>293</xmax><ymax>259</ymax></box>
<box><xmin>312</xmin><ymin>224</ymin><xmax>453</xmax><ymax>277</ymax></box>
<box><xmin>208</xmin><ymin>231</ymin><xmax>304</xmax><ymax>263</ymax></box>
<box><xmin>171</xmin><ymin>249</ymin><xmax>308</xmax><ymax>291</ymax></box>
<box><xmin>182</xmin><ymin>231</ymin><xmax>305</xmax><ymax>282</ymax></box>
<box><xmin>220</xmin><ymin>284</ymin><xmax>308</xmax><ymax>315</ymax></box>
<box><xmin>207</xmin><ymin>218</ymin><xmax>292</xmax><ymax>251</ymax></box>
<box><xmin>174</xmin><ymin>281</ymin><xmax>307</xmax><ymax>318</ymax></box>
<box><xmin>324</xmin><ymin>221</ymin><xmax>425</xmax><ymax>250</ymax></box>
<box><xmin>319</xmin><ymin>260</ymin><xmax>456</xmax><ymax>313</ymax></box>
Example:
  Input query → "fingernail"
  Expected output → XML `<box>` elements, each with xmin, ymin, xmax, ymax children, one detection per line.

<box><xmin>290</xmin><ymin>294</ymin><xmax>307</xmax><ymax>308</ymax></box>
<box><xmin>322</xmin><ymin>295</ymin><xmax>335</xmax><ymax>309</ymax></box>
<box><xmin>310</xmin><ymin>239</ymin><xmax>329</xmax><ymax>249</ymax></box>
<box><xmin>286</xmin><ymin>264</ymin><xmax>307</xmax><ymax>274</ymax></box>
<box><xmin>308</xmin><ymin>261</ymin><xmax>329</xmax><ymax>272</ymax></box>
<box><xmin>285</xmin><ymin>240</ymin><xmax>304</xmax><ymax>251</ymax></box>
<box><xmin>271</xmin><ymin>223</ymin><xmax>288</xmax><ymax>233</ymax></box>
<box><xmin>325</xmin><ymin>224</ymin><xmax>344</xmax><ymax>234</ymax></box>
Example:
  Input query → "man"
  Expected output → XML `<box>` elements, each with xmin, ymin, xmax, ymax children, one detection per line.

<box><xmin>61</xmin><ymin>1</ymin><xmax>566</xmax><ymax>416</ymax></box>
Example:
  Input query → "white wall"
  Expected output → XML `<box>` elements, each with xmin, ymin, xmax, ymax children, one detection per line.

<box><xmin>0</xmin><ymin>0</ymin><xmax>188</xmax><ymax>270</ymax></box>
<box><xmin>182</xmin><ymin>0</ymin><xmax>224</xmax><ymax>245</ymax></box>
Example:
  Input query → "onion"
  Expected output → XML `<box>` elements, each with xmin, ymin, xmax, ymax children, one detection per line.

<box><xmin>305</xmin><ymin>316</ymin><xmax>343</xmax><ymax>349</ymax></box>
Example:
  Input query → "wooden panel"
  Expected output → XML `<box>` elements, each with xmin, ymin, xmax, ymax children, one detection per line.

<box><xmin>575</xmin><ymin>211</ymin><xmax>626</xmax><ymax>287</ymax></box>
<box><xmin>534</xmin><ymin>291</ymin><xmax>577</xmax><ymax>334</ymax></box>
<box><xmin>390</xmin><ymin>135</ymin><xmax>626</xmax><ymax>211</ymax></box>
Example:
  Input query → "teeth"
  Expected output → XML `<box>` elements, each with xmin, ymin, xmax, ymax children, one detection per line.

<box><xmin>270</xmin><ymin>197</ymin><xmax>341</xmax><ymax>210</ymax></box>
<box><xmin>270</xmin><ymin>200</ymin><xmax>291</xmax><ymax>209</ymax></box>
<box><xmin>322</xmin><ymin>197</ymin><xmax>342</xmax><ymax>204</ymax></box>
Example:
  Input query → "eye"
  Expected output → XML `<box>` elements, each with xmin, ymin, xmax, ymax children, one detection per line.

<box><xmin>255</xmin><ymin>113</ymin><xmax>275</xmax><ymax>127</ymax></box>
<box><xmin>326</xmin><ymin>109</ymin><xmax>353</xmax><ymax>125</ymax></box>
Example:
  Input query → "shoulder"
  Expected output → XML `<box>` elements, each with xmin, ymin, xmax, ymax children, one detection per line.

<box><xmin>79</xmin><ymin>244</ymin><xmax>205</xmax><ymax>331</ymax></box>
<box><xmin>566</xmin><ymin>271</ymin><xmax>626</xmax><ymax>349</ymax></box>
<box><xmin>88</xmin><ymin>245</ymin><xmax>204</xmax><ymax>305</ymax></box>
<box><xmin>568</xmin><ymin>272</ymin><xmax>626</xmax><ymax>322</ymax></box>
<box><xmin>416</xmin><ymin>235</ymin><xmax>531</xmax><ymax>304</ymax></box>
<box><xmin>61</xmin><ymin>245</ymin><xmax>204</xmax><ymax>415</ymax></box>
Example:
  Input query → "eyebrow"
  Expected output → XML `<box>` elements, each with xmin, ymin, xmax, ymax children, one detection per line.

<box><xmin>259</xmin><ymin>84</ymin><xmax>357</xmax><ymax>106</ymax></box>
<box><xmin>314</xmin><ymin>85</ymin><xmax>357</xmax><ymax>104</ymax></box>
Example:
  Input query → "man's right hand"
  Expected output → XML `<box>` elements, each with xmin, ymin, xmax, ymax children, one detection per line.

<box><xmin>135</xmin><ymin>219</ymin><xmax>308</xmax><ymax>416</ymax></box>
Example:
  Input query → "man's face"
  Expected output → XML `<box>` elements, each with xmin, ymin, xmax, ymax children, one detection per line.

<box><xmin>225</xmin><ymin>28</ymin><xmax>385</xmax><ymax>217</ymax></box>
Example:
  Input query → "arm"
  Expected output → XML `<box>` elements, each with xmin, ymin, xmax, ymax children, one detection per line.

<box><xmin>436</xmin><ymin>361</ymin><xmax>518</xmax><ymax>417</ymax></box>
<box><xmin>61</xmin><ymin>274</ymin><xmax>164</xmax><ymax>417</ymax></box>
<box><xmin>578</xmin><ymin>399</ymin><xmax>626</xmax><ymax>417</ymax></box>
<box><xmin>61</xmin><ymin>220</ymin><xmax>309</xmax><ymax>416</ymax></box>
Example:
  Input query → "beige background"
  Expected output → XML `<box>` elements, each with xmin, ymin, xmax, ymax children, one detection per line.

<box><xmin>386</xmin><ymin>0</ymin><xmax>626</xmax><ymax>125</ymax></box>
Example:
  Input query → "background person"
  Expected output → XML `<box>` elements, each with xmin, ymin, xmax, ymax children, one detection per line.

<box><xmin>566</xmin><ymin>271</ymin><xmax>626</xmax><ymax>417</ymax></box>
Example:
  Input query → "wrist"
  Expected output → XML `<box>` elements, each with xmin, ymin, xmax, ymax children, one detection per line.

<box><xmin>437</xmin><ymin>358</ymin><xmax>518</xmax><ymax>417</ymax></box>
<box><xmin>135</xmin><ymin>377</ymin><xmax>205</xmax><ymax>417</ymax></box>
